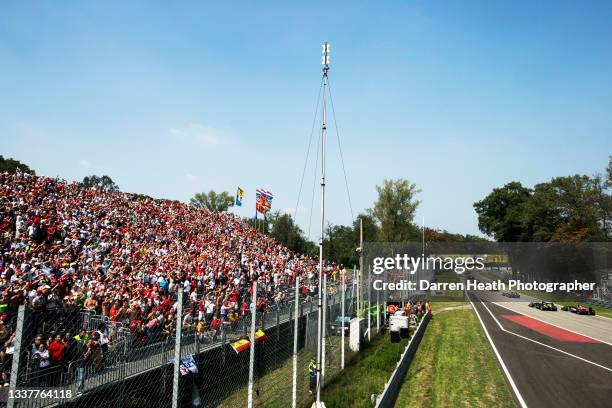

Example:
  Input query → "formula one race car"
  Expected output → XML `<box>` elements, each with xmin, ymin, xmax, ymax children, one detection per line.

<box><xmin>502</xmin><ymin>291</ymin><xmax>520</xmax><ymax>298</ymax></box>
<box><xmin>528</xmin><ymin>301</ymin><xmax>557</xmax><ymax>311</ymax></box>
<box><xmin>561</xmin><ymin>304</ymin><xmax>596</xmax><ymax>315</ymax></box>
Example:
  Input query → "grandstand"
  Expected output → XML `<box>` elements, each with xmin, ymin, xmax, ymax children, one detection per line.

<box><xmin>0</xmin><ymin>169</ymin><xmax>345</xmax><ymax>405</ymax></box>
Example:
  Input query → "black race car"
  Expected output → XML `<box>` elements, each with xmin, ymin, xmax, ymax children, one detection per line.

<box><xmin>561</xmin><ymin>304</ymin><xmax>596</xmax><ymax>315</ymax></box>
<box><xmin>529</xmin><ymin>301</ymin><xmax>557</xmax><ymax>311</ymax></box>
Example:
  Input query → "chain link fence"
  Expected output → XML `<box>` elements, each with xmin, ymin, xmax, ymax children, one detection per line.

<box><xmin>0</xmin><ymin>274</ymin><xmax>363</xmax><ymax>408</ymax></box>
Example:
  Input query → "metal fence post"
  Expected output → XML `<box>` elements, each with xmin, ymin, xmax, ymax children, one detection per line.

<box><xmin>368</xmin><ymin>265</ymin><xmax>371</xmax><ymax>342</ymax></box>
<box><xmin>161</xmin><ymin>337</ymin><xmax>165</xmax><ymax>366</ymax></box>
<box><xmin>221</xmin><ymin>325</ymin><xmax>226</xmax><ymax>366</ymax></box>
<box><xmin>321</xmin><ymin>274</ymin><xmax>327</xmax><ymax>384</ymax></box>
<box><xmin>376</xmin><ymin>286</ymin><xmax>380</xmax><ymax>334</ymax></box>
<box><xmin>172</xmin><ymin>290</ymin><xmax>184</xmax><ymax>408</ymax></box>
<box><xmin>341</xmin><ymin>271</ymin><xmax>345</xmax><ymax>370</ymax></box>
<box><xmin>195</xmin><ymin>319</ymin><xmax>200</xmax><ymax>355</ymax></box>
<box><xmin>292</xmin><ymin>276</ymin><xmax>300</xmax><ymax>408</ymax></box>
<box><xmin>304</xmin><ymin>311</ymin><xmax>309</xmax><ymax>349</ymax></box>
<box><xmin>276</xmin><ymin>306</ymin><xmax>280</xmax><ymax>341</ymax></box>
<box><xmin>7</xmin><ymin>305</ymin><xmax>25</xmax><ymax>408</ymax></box>
<box><xmin>247</xmin><ymin>278</ymin><xmax>258</xmax><ymax>408</ymax></box>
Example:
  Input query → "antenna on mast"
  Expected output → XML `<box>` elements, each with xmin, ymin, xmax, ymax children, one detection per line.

<box><xmin>315</xmin><ymin>41</ymin><xmax>329</xmax><ymax>408</ymax></box>
<box><xmin>322</xmin><ymin>42</ymin><xmax>330</xmax><ymax>70</ymax></box>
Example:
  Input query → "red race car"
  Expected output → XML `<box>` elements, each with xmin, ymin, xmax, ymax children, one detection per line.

<box><xmin>561</xmin><ymin>304</ymin><xmax>596</xmax><ymax>315</ymax></box>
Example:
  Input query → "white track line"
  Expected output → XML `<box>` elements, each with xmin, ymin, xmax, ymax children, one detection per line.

<box><xmin>468</xmin><ymin>292</ymin><xmax>528</xmax><ymax>408</ymax></box>
<box><xmin>476</xmin><ymin>296</ymin><xmax>612</xmax><ymax>373</ymax></box>
<box><xmin>490</xmin><ymin>301</ymin><xmax>612</xmax><ymax>347</ymax></box>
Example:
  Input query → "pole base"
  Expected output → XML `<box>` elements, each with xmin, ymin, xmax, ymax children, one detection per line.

<box><xmin>311</xmin><ymin>402</ymin><xmax>327</xmax><ymax>408</ymax></box>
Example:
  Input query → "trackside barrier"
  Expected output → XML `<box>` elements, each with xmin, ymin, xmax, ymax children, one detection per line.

<box><xmin>374</xmin><ymin>311</ymin><xmax>432</xmax><ymax>408</ymax></box>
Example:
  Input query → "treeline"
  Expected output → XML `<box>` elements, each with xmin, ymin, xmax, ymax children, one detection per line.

<box><xmin>0</xmin><ymin>155</ymin><xmax>34</xmax><ymax>174</ymax></box>
<box><xmin>1</xmin><ymin>154</ymin><xmax>121</xmax><ymax>193</ymax></box>
<box><xmin>474</xmin><ymin>157</ymin><xmax>611</xmax><ymax>283</ymax></box>
<box><xmin>244</xmin><ymin>179</ymin><xmax>486</xmax><ymax>267</ymax></box>
<box><xmin>474</xmin><ymin>157</ymin><xmax>611</xmax><ymax>242</ymax></box>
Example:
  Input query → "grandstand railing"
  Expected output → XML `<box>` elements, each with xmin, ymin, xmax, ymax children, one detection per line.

<box><xmin>7</xmin><ymin>283</ymin><xmax>356</xmax><ymax>408</ymax></box>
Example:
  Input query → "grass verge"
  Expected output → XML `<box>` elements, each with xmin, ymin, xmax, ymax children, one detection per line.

<box><xmin>395</xmin><ymin>309</ymin><xmax>515</xmax><ymax>408</ymax></box>
<box><xmin>320</xmin><ymin>332</ymin><xmax>410</xmax><ymax>408</ymax></box>
<box><xmin>219</xmin><ymin>336</ymin><xmax>356</xmax><ymax>408</ymax></box>
<box><xmin>218</xmin><ymin>349</ymin><xmax>312</xmax><ymax>408</ymax></box>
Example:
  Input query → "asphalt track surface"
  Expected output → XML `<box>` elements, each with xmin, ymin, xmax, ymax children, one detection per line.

<box><xmin>468</xmin><ymin>289</ymin><xmax>612</xmax><ymax>408</ymax></box>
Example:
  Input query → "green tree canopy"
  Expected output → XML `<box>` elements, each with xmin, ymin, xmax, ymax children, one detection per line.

<box><xmin>369</xmin><ymin>179</ymin><xmax>421</xmax><ymax>242</ymax></box>
<box><xmin>324</xmin><ymin>223</ymin><xmax>358</xmax><ymax>267</ymax></box>
<box><xmin>524</xmin><ymin>175</ymin><xmax>609</xmax><ymax>242</ymax></box>
<box><xmin>475</xmin><ymin>160</ymin><xmax>611</xmax><ymax>243</ymax></box>
<box><xmin>0</xmin><ymin>155</ymin><xmax>34</xmax><ymax>174</ymax></box>
<box><xmin>80</xmin><ymin>175</ymin><xmax>120</xmax><ymax>192</ymax></box>
<box><xmin>268</xmin><ymin>212</ymin><xmax>317</xmax><ymax>255</ymax></box>
<box><xmin>606</xmin><ymin>156</ymin><xmax>612</xmax><ymax>188</ymax></box>
<box><xmin>353</xmin><ymin>213</ymin><xmax>380</xmax><ymax>244</ymax></box>
<box><xmin>473</xmin><ymin>181</ymin><xmax>532</xmax><ymax>241</ymax></box>
<box><xmin>189</xmin><ymin>190</ymin><xmax>234</xmax><ymax>212</ymax></box>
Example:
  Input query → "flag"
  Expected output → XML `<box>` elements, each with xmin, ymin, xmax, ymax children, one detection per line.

<box><xmin>230</xmin><ymin>338</ymin><xmax>250</xmax><ymax>354</ymax></box>
<box><xmin>255</xmin><ymin>189</ymin><xmax>271</xmax><ymax>214</ymax></box>
<box><xmin>264</xmin><ymin>190</ymin><xmax>273</xmax><ymax>210</ymax></box>
<box><xmin>235</xmin><ymin>187</ymin><xmax>244</xmax><ymax>207</ymax></box>
<box><xmin>230</xmin><ymin>329</ymin><xmax>267</xmax><ymax>354</ymax></box>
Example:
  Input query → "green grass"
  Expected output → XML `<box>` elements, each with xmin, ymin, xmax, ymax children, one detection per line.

<box><xmin>430</xmin><ymin>301</ymin><xmax>468</xmax><ymax>312</ymax></box>
<box><xmin>219</xmin><ymin>348</ymin><xmax>317</xmax><ymax>408</ymax></box>
<box><xmin>427</xmin><ymin>271</ymin><xmax>467</xmax><ymax>302</ymax></box>
<box><xmin>320</xmin><ymin>332</ymin><xmax>411</xmax><ymax>408</ymax></box>
<box><xmin>395</xmin><ymin>309</ymin><xmax>515</xmax><ymax>408</ymax></box>
<box><xmin>218</xmin><ymin>336</ymin><xmax>356</xmax><ymax>408</ymax></box>
<box><xmin>435</xmin><ymin>270</ymin><xmax>461</xmax><ymax>283</ymax></box>
<box><xmin>428</xmin><ymin>293</ymin><xmax>467</xmax><ymax>302</ymax></box>
<box><xmin>479</xmin><ymin>269</ymin><xmax>510</xmax><ymax>283</ymax></box>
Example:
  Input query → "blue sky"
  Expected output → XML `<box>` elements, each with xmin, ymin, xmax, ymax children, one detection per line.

<box><xmin>1</xmin><ymin>0</ymin><xmax>611</xmax><ymax>238</ymax></box>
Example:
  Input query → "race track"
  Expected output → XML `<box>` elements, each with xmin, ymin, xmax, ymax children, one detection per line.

<box><xmin>477</xmin><ymin>290</ymin><xmax>612</xmax><ymax>345</ymax></box>
<box><xmin>468</xmin><ymin>290</ymin><xmax>612</xmax><ymax>408</ymax></box>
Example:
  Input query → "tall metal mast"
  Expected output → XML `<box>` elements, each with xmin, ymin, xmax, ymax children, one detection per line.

<box><xmin>315</xmin><ymin>41</ymin><xmax>330</xmax><ymax>405</ymax></box>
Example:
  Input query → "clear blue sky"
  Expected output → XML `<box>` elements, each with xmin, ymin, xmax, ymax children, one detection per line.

<box><xmin>1</xmin><ymin>0</ymin><xmax>611</xmax><ymax>238</ymax></box>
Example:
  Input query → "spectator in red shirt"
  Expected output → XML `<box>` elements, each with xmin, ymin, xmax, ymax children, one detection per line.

<box><xmin>209</xmin><ymin>316</ymin><xmax>222</xmax><ymax>331</ymax></box>
<box><xmin>48</xmin><ymin>334</ymin><xmax>65</xmax><ymax>365</ymax></box>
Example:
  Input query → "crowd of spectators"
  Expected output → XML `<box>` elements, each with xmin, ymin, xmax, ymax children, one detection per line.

<box><xmin>0</xmin><ymin>170</ymin><xmax>342</xmax><ymax>387</ymax></box>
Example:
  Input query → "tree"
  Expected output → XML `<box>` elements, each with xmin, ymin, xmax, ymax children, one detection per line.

<box><xmin>369</xmin><ymin>179</ymin><xmax>421</xmax><ymax>242</ymax></box>
<box><xmin>353</xmin><ymin>213</ymin><xmax>379</xmax><ymax>244</ymax></box>
<box><xmin>324</xmin><ymin>223</ymin><xmax>358</xmax><ymax>266</ymax></box>
<box><xmin>606</xmin><ymin>156</ymin><xmax>612</xmax><ymax>188</ymax></box>
<box><xmin>0</xmin><ymin>155</ymin><xmax>34</xmax><ymax>174</ymax></box>
<box><xmin>244</xmin><ymin>216</ymin><xmax>270</xmax><ymax>234</ymax></box>
<box><xmin>268</xmin><ymin>212</ymin><xmax>316</xmax><ymax>254</ymax></box>
<box><xmin>523</xmin><ymin>175</ymin><xmax>608</xmax><ymax>242</ymax></box>
<box><xmin>189</xmin><ymin>191</ymin><xmax>234</xmax><ymax>212</ymax></box>
<box><xmin>80</xmin><ymin>175</ymin><xmax>120</xmax><ymax>192</ymax></box>
<box><xmin>423</xmin><ymin>228</ymin><xmax>489</xmax><ymax>242</ymax></box>
<box><xmin>473</xmin><ymin>182</ymin><xmax>532</xmax><ymax>241</ymax></box>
